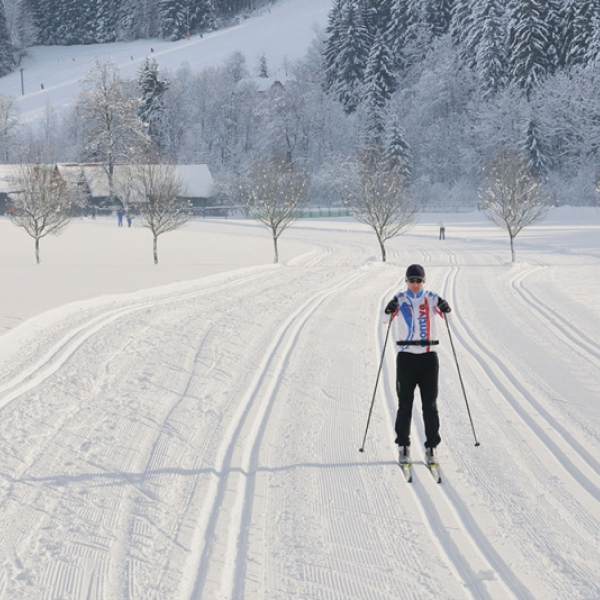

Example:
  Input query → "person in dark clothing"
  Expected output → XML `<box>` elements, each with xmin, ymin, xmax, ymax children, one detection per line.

<box><xmin>384</xmin><ymin>264</ymin><xmax>451</xmax><ymax>465</ymax></box>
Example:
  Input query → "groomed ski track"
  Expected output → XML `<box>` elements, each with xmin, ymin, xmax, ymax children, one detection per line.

<box><xmin>0</xmin><ymin>220</ymin><xmax>599</xmax><ymax>599</ymax></box>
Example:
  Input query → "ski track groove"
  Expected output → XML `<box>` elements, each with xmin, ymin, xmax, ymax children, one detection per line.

<box><xmin>511</xmin><ymin>266</ymin><xmax>600</xmax><ymax>364</ymax></box>
<box><xmin>412</xmin><ymin>265</ymin><xmax>525</xmax><ymax>600</ymax></box>
<box><xmin>0</xmin><ymin>267</ymin><xmax>289</xmax><ymax>600</ymax></box>
<box><xmin>186</xmin><ymin>269</ymin><xmax>366</xmax><ymax>600</ymax></box>
<box><xmin>2</xmin><ymin>225</ymin><xmax>599</xmax><ymax>599</ymax></box>
<box><xmin>443</xmin><ymin>263</ymin><xmax>600</xmax><ymax>595</ymax></box>
<box><xmin>447</xmin><ymin>266</ymin><xmax>600</xmax><ymax>506</ymax></box>
<box><xmin>376</xmin><ymin>268</ymin><xmax>520</xmax><ymax>600</ymax></box>
<box><xmin>0</xmin><ymin>269</ymin><xmax>278</xmax><ymax>413</ymax></box>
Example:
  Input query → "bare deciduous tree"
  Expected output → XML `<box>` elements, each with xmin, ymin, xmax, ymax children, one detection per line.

<box><xmin>133</xmin><ymin>163</ymin><xmax>192</xmax><ymax>264</ymax></box>
<box><xmin>346</xmin><ymin>159</ymin><xmax>418</xmax><ymax>262</ymax></box>
<box><xmin>0</xmin><ymin>95</ymin><xmax>21</xmax><ymax>162</ymax></box>
<box><xmin>76</xmin><ymin>59</ymin><xmax>149</xmax><ymax>204</ymax></box>
<box><xmin>478</xmin><ymin>150</ymin><xmax>550</xmax><ymax>262</ymax></box>
<box><xmin>239</xmin><ymin>157</ymin><xmax>309</xmax><ymax>263</ymax></box>
<box><xmin>8</xmin><ymin>163</ymin><xmax>75</xmax><ymax>264</ymax></box>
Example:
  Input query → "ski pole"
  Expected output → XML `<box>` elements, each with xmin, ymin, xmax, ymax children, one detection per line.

<box><xmin>359</xmin><ymin>316</ymin><xmax>393</xmax><ymax>453</ymax></box>
<box><xmin>444</xmin><ymin>313</ymin><xmax>480</xmax><ymax>446</ymax></box>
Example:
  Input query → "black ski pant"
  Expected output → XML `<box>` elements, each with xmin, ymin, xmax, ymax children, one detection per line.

<box><xmin>394</xmin><ymin>351</ymin><xmax>441</xmax><ymax>449</ymax></box>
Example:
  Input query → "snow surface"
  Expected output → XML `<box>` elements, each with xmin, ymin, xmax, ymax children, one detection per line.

<box><xmin>0</xmin><ymin>207</ymin><xmax>599</xmax><ymax>599</ymax></box>
<box><xmin>1</xmin><ymin>0</ymin><xmax>600</xmax><ymax>597</ymax></box>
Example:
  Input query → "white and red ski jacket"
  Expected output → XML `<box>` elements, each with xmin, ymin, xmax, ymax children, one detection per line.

<box><xmin>390</xmin><ymin>288</ymin><xmax>444</xmax><ymax>354</ymax></box>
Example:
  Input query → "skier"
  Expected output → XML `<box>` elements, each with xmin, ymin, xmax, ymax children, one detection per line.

<box><xmin>384</xmin><ymin>264</ymin><xmax>451</xmax><ymax>467</ymax></box>
<box><xmin>438</xmin><ymin>221</ymin><xmax>446</xmax><ymax>240</ymax></box>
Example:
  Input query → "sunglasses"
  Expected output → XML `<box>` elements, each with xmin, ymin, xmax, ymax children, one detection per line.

<box><xmin>407</xmin><ymin>278</ymin><xmax>424</xmax><ymax>284</ymax></box>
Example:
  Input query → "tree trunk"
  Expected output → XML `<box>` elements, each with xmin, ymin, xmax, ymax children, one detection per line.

<box><xmin>378</xmin><ymin>236</ymin><xmax>387</xmax><ymax>262</ymax></box>
<box><xmin>510</xmin><ymin>234</ymin><xmax>516</xmax><ymax>262</ymax></box>
<box><xmin>153</xmin><ymin>235</ymin><xmax>158</xmax><ymax>264</ymax></box>
<box><xmin>272</xmin><ymin>233</ymin><xmax>279</xmax><ymax>263</ymax></box>
<box><xmin>35</xmin><ymin>237</ymin><xmax>40</xmax><ymax>264</ymax></box>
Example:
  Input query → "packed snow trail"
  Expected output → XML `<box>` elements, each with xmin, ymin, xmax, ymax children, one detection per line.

<box><xmin>0</xmin><ymin>214</ymin><xmax>599</xmax><ymax>599</ymax></box>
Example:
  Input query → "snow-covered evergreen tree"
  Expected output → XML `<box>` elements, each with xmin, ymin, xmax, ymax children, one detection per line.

<box><xmin>0</xmin><ymin>2</ymin><xmax>15</xmax><ymax>76</ymax></box>
<box><xmin>449</xmin><ymin>0</ymin><xmax>473</xmax><ymax>53</ymax></box>
<box><xmin>159</xmin><ymin>0</ymin><xmax>214</xmax><ymax>40</ymax></box>
<box><xmin>5</xmin><ymin>0</ymin><xmax>39</xmax><ymax>63</ymax></box>
<box><xmin>139</xmin><ymin>57</ymin><xmax>170</xmax><ymax>152</ymax></box>
<box><xmin>159</xmin><ymin>0</ymin><xmax>187</xmax><ymax>40</ymax></box>
<box><xmin>470</xmin><ymin>0</ymin><xmax>507</xmax><ymax>99</ymax></box>
<box><xmin>361</xmin><ymin>31</ymin><xmax>396</xmax><ymax>139</ymax></box>
<box><xmin>542</xmin><ymin>0</ymin><xmax>562</xmax><ymax>72</ymax></box>
<box><xmin>329</xmin><ymin>0</ymin><xmax>370</xmax><ymax>113</ymax></box>
<box><xmin>521</xmin><ymin>115</ymin><xmax>549</xmax><ymax>176</ymax></box>
<box><xmin>258</xmin><ymin>53</ymin><xmax>268</xmax><ymax>77</ymax></box>
<box><xmin>382</xmin><ymin>116</ymin><xmax>413</xmax><ymax>181</ymax></box>
<box><xmin>323</xmin><ymin>0</ymin><xmax>345</xmax><ymax>92</ymax></box>
<box><xmin>586</xmin><ymin>15</ymin><xmax>600</xmax><ymax>64</ymax></box>
<box><xmin>506</xmin><ymin>0</ymin><xmax>552</xmax><ymax>98</ymax></box>
<box><xmin>562</xmin><ymin>0</ymin><xmax>600</xmax><ymax>67</ymax></box>
<box><xmin>402</xmin><ymin>0</ymin><xmax>433</xmax><ymax>70</ymax></box>
<box><xmin>95</xmin><ymin>0</ymin><xmax>120</xmax><ymax>43</ymax></box>
<box><xmin>385</xmin><ymin>0</ymin><xmax>423</xmax><ymax>72</ymax></box>
<box><xmin>424</xmin><ymin>0</ymin><xmax>454</xmax><ymax>38</ymax></box>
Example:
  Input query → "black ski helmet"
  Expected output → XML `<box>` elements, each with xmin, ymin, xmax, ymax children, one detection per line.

<box><xmin>405</xmin><ymin>264</ymin><xmax>426</xmax><ymax>281</ymax></box>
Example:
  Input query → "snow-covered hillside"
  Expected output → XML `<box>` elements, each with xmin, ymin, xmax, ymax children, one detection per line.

<box><xmin>0</xmin><ymin>208</ymin><xmax>599</xmax><ymax>599</ymax></box>
<box><xmin>0</xmin><ymin>0</ymin><xmax>332</xmax><ymax>125</ymax></box>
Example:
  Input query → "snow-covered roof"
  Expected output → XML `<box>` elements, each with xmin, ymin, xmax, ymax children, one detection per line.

<box><xmin>0</xmin><ymin>165</ymin><xmax>20</xmax><ymax>194</ymax></box>
<box><xmin>175</xmin><ymin>164</ymin><xmax>214</xmax><ymax>198</ymax></box>
<box><xmin>0</xmin><ymin>163</ymin><xmax>214</xmax><ymax>200</ymax></box>
<box><xmin>80</xmin><ymin>164</ymin><xmax>214</xmax><ymax>200</ymax></box>
<box><xmin>55</xmin><ymin>163</ymin><xmax>85</xmax><ymax>185</ymax></box>
<box><xmin>237</xmin><ymin>77</ymin><xmax>295</xmax><ymax>93</ymax></box>
<box><xmin>0</xmin><ymin>164</ymin><xmax>55</xmax><ymax>194</ymax></box>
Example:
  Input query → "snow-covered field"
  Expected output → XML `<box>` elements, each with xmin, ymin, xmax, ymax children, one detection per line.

<box><xmin>0</xmin><ymin>208</ymin><xmax>599</xmax><ymax>599</ymax></box>
<box><xmin>2</xmin><ymin>0</ymin><xmax>600</xmax><ymax>597</ymax></box>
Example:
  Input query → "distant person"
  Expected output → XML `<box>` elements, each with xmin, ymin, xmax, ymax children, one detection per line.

<box><xmin>117</xmin><ymin>209</ymin><xmax>124</xmax><ymax>227</ymax></box>
<box><xmin>438</xmin><ymin>221</ymin><xmax>446</xmax><ymax>240</ymax></box>
<box><xmin>91</xmin><ymin>206</ymin><xmax>97</xmax><ymax>219</ymax></box>
<box><xmin>126</xmin><ymin>213</ymin><xmax>134</xmax><ymax>227</ymax></box>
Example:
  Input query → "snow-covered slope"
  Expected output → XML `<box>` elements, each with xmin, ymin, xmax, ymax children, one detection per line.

<box><xmin>0</xmin><ymin>208</ymin><xmax>599</xmax><ymax>599</ymax></box>
<box><xmin>0</xmin><ymin>0</ymin><xmax>332</xmax><ymax>124</ymax></box>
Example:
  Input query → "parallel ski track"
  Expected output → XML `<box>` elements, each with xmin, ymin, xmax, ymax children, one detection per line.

<box><xmin>186</xmin><ymin>269</ymin><xmax>366</xmax><ymax>600</ymax></box>
<box><xmin>0</xmin><ymin>267</ymin><xmax>288</xmax><ymax>600</ymax></box>
<box><xmin>446</xmin><ymin>263</ymin><xmax>600</xmax><ymax>504</ymax></box>
<box><xmin>510</xmin><ymin>265</ymin><xmax>600</xmax><ymax>366</ymax></box>
<box><xmin>379</xmin><ymin>254</ymin><xmax>527</xmax><ymax>600</ymax></box>
<box><xmin>0</xmin><ymin>269</ymin><xmax>278</xmax><ymax>411</ymax></box>
<box><xmin>441</xmin><ymin>262</ymin><xmax>600</xmax><ymax>594</ymax></box>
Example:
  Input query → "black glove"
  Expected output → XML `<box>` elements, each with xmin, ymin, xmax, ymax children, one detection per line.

<box><xmin>437</xmin><ymin>297</ymin><xmax>451</xmax><ymax>313</ymax></box>
<box><xmin>385</xmin><ymin>297</ymin><xmax>399</xmax><ymax>314</ymax></box>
